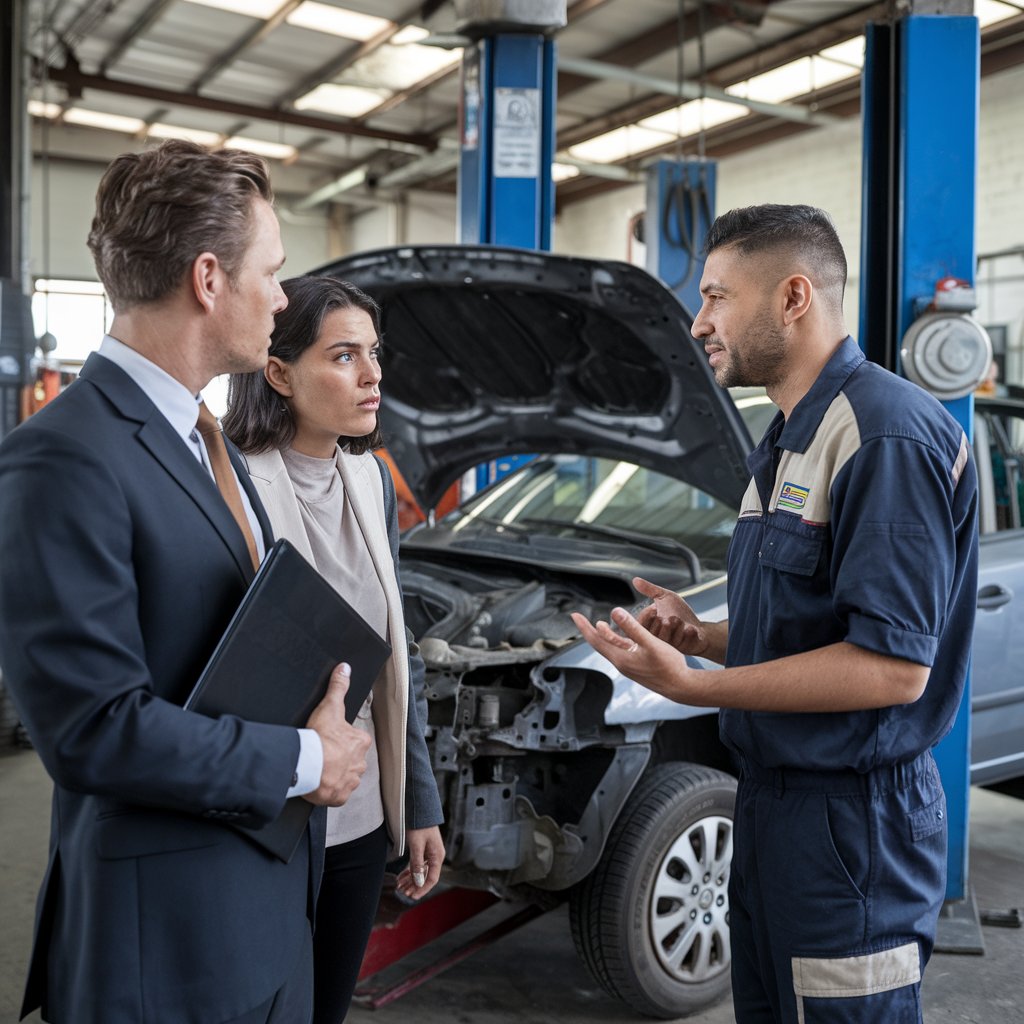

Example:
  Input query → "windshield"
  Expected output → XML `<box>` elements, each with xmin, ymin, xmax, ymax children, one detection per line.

<box><xmin>444</xmin><ymin>455</ymin><xmax>739</xmax><ymax>571</ymax></box>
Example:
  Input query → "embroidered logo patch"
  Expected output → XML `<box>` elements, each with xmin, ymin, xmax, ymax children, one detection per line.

<box><xmin>777</xmin><ymin>481</ymin><xmax>810</xmax><ymax>511</ymax></box>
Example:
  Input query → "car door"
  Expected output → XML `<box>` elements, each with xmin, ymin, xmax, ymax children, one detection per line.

<box><xmin>971</xmin><ymin>400</ymin><xmax>1024</xmax><ymax>784</ymax></box>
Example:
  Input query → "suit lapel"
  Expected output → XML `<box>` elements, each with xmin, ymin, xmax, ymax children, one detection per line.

<box><xmin>81</xmin><ymin>354</ymin><xmax>258</xmax><ymax>583</ymax></box>
<box><xmin>230</xmin><ymin>443</ymin><xmax>274</xmax><ymax>552</ymax></box>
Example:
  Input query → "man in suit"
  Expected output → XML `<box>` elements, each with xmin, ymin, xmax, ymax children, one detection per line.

<box><xmin>0</xmin><ymin>140</ymin><xmax>370</xmax><ymax>1024</ymax></box>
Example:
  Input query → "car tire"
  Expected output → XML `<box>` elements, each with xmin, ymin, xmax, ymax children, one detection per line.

<box><xmin>569</xmin><ymin>762</ymin><xmax>737</xmax><ymax>1019</ymax></box>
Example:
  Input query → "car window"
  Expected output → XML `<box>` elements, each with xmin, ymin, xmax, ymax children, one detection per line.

<box><xmin>449</xmin><ymin>454</ymin><xmax>739</xmax><ymax>569</ymax></box>
<box><xmin>976</xmin><ymin>404</ymin><xmax>1024</xmax><ymax>533</ymax></box>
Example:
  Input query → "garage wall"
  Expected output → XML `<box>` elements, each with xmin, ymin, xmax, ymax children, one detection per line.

<box><xmin>344</xmin><ymin>190</ymin><xmax>458</xmax><ymax>254</ymax></box>
<box><xmin>29</xmin><ymin>155</ymin><xmax>335</xmax><ymax>282</ymax></box>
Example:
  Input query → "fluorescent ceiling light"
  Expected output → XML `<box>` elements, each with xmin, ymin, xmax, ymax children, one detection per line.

<box><xmin>34</xmin><ymin>278</ymin><xmax>107</xmax><ymax>295</ymax></box>
<box><xmin>978</xmin><ymin>0</ymin><xmax>1020</xmax><ymax>27</ymax></box>
<box><xmin>568</xmin><ymin>124</ymin><xmax>673</xmax><ymax>164</ymax></box>
<box><xmin>640</xmin><ymin>97</ymin><xmax>747</xmax><ymax>137</ymax></box>
<box><xmin>27</xmin><ymin>100</ymin><xmax>62</xmax><ymax>119</ymax></box>
<box><xmin>391</xmin><ymin>25</ymin><xmax>430</xmax><ymax>45</ymax></box>
<box><xmin>224</xmin><ymin>135</ymin><xmax>297</xmax><ymax>160</ymax></box>
<box><xmin>63</xmin><ymin>108</ymin><xmax>146</xmax><ymax>134</ymax></box>
<box><xmin>286</xmin><ymin>2</ymin><xmax>391</xmax><ymax>40</ymax></box>
<box><xmin>148</xmin><ymin>123</ymin><xmax>223</xmax><ymax>146</ymax></box>
<box><xmin>552</xmin><ymin>162</ymin><xmax>580</xmax><ymax>182</ymax></box>
<box><xmin>344</xmin><ymin>40</ymin><xmax>461</xmax><ymax>92</ymax></box>
<box><xmin>294</xmin><ymin>82</ymin><xmax>388</xmax><ymax>117</ymax></box>
<box><xmin>183</xmin><ymin>0</ymin><xmax>282</xmax><ymax>18</ymax></box>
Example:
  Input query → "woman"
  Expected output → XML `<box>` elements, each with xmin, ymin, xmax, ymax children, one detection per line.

<box><xmin>224</xmin><ymin>275</ymin><xmax>445</xmax><ymax>1023</ymax></box>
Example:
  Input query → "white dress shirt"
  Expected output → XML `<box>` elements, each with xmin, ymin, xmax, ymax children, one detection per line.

<box><xmin>96</xmin><ymin>336</ymin><xmax>322</xmax><ymax>798</ymax></box>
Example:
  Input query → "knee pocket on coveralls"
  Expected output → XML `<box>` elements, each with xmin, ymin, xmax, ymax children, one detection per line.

<box><xmin>791</xmin><ymin>941</ymin><xmax>922</xmax><ymax>1024</ymax></box>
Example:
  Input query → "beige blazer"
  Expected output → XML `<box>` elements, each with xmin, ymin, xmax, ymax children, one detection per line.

<box><xmin>244</xmin><ymin>446</ymin><xmax>411</xmax><ymax>856</ymax></box>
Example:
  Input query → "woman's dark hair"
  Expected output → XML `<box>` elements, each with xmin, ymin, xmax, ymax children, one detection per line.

<box><xmin>224</xmin><ymin>274</ymin><xmax>384</xmax><ymax>455</ymax></box>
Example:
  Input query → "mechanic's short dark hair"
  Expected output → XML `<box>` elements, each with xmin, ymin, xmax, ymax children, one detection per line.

<box><xmin>88</xmin><ymin>139</ymin><xmax>273</xmax><ymax>312</ymax></box>
<box><xmin>703</xmin><ymin>203</ymin><xmax>847</xmax><ymax>310</ymax></box>
<box><xmin>224</xmin><ymin>275</ymin><xmax>384</xmax><ymax>456</ymax></box>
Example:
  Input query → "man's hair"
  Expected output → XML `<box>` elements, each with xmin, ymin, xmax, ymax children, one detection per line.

<box><xmin>223</xmin><ymin>274</ymin><xmax>384</xmax><ymax>457</ymax></box>
<box><xmin>703</xmin><ymin>203</ymin><xmax>847</xmax><ymax>312</ymax></box>
<box><xmin>87</xmin><ymin>139</ymin><xmax>274</xmax><ymax>312</ymax></box>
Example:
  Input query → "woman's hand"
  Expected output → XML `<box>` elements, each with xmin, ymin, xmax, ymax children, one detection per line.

<box><xmin>396</xmin><ymin>826</ymin><xmax>445</xmax><ymax>899</ymax></box>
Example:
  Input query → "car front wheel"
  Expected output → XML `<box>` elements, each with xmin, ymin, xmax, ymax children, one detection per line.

<box><xmin>569</xmin><ymin>762</ymin><xmax>737</xmax><ymax>1019</ymax></box>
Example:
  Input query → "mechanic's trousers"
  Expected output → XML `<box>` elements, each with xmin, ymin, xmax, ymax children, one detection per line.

<box><xmin>729</xmin><ymin>749</ymin><xmax>947</xmax><ymax>1023</ymax></box>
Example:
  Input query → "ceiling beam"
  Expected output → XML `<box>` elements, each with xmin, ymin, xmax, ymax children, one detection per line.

<box><xmin>43</xmin><ymin>63</ymin><xmax>437</xmax><ymax>151</ymax></box>
<box><xmin>557</xmin><ymin>0</ymin><xmax>778</xmax><ymax>97</ymax></box>
<box><xmin>557</xmin><ymin>0</ymin><xmax>887</xmax><ymax>150</ymax></box>
<box><xmin>190</xmin><ymin>0</ymin><xmax>305</xmax><ymax>93</ymax></box>
<box><xmin>100</xmin><ymin>0</ymin><xmax>176</xmax><ymax>75</ymax></box>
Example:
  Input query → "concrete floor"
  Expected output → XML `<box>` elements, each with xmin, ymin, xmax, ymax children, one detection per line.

<box><xmin>2</xmin><ymin>748</ymin><xmax>1022</xmax><ymax>1023</ymax></box>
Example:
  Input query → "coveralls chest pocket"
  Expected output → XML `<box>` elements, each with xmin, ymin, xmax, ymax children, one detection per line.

<box><xmin>758</xmin><ymin>519</ymin><xmax>832</xmax><ymax>653</ymax></box>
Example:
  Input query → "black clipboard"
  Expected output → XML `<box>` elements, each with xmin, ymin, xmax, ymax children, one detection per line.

<box><xmin>185</xmin><ymin>538</ymin><xmax>392</xmax><ymax>862</ymax></box>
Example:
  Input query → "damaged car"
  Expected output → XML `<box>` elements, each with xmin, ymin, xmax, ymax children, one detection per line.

<box><xmin>318</xmin><ymin>244</ymin><xmax>1024</xmax><ymax>1019</ymax></box>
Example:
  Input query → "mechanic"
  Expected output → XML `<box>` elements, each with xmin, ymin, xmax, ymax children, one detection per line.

<box><xmin>572</xmin><ymin>203</ymin><xmax>978</xmax><ymax>1023</ymax></box>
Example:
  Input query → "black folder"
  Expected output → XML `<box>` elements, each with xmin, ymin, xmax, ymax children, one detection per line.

<box><xmin>185</xmin><ymin>538</ymin><xmax>392</xmax><ymax>862</ymax></box>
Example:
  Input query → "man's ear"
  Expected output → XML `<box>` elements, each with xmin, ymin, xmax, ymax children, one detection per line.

<box><xmin>191</xmin><ymin>252</ymin><xmax>224</xmax><ymax>314</ymax></box>
<box><xmin>781</xmin><ymin>274</ymin><xmax>813</xmax><ymax>325</ymax></box>
<box><xmin>264</xmin><ymin>356</ymin><xmax>293</xmax><ymax>397</ymax></box>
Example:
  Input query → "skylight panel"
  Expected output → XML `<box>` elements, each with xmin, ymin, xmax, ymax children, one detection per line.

<box><xmin>294</xmin><ymin>82</ymin><xmax>388</xmax><ymax>117</ymax></box>
<box><xmin>344</xmin><ymin>39</ymin><xmax>461</xmax><ymax>92</ymax></box>
<box><xmin>818</xmin><ymin>37</ymin><xmax>865</xmax><ymax>69</ymax></box>
<box><xmin>639</xmin><ymin>97</ymin><xmax>747</xmax><ymax>137</ymax></box>
<box><xmin>183</xmin><ymin>0</ymin><xmax>282</xmax><ymax>19</ymax></box>
<box><xmin>285</xmin><ymin>2</ymin><xmax>392</xmax><ymax>40</ymax></box>
<box><xmin>727</xmin><ymin>57</ymin><xmax>814</xmax><ymax>104</ymax></box>
<box><xmin>977</xmin><ymin>0</ymin><xmax>1021</xmax><ymax>27</ymax></box>
<box><xmin>568</xmin><ymin>124</ymin><xmax>673</xmax><ymax>164</ymax></box>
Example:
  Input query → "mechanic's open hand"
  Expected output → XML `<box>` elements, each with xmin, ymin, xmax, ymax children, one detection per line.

<box><xmin>570</xmin><ymin>606</ymin><xmax>714</xmax><ymax>706</ymax></box>
<box><xmin>632</xmin><ymin>577</ymin><xmax>710</xmax><ymax>656</ymax></box>
<box><xmin>396</xmin><ymin>826</ymin><xmax>445</xmax><ymax>900</ymax></box>
<box><xmin>303</xmin><ymin>663</ymin><xmax>372</xmax><ymax>807</ymax></box>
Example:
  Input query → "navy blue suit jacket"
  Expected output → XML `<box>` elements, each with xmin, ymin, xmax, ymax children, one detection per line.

<box><xmin>0</xmin><ymin>353</ymin><xmax>326</xmax><ymax>1023</ymax></box>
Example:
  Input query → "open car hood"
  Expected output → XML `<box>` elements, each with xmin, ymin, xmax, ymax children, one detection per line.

<box><xmin>315</xmin><ymin>245</ymin><xmax>753</xmax><ymax>511</ymax></box>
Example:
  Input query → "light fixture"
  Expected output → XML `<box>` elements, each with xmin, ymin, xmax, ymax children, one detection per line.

<box><xmin>148</xmin><ymin>123</ymin><xmax>223</xmax><ymax>146</ymax></box>
<box><xmin>27</xmin><ymin>99</ymin><xmax>62</xmax><ymax>119</ymax></box>
<box><xmin>285</xmin><ymin>2</ymin><xmax>392</xmax><ymax>40</ymax></box>
<box><xmin>63</xmin><ymin>108</ymin><xmax>147</xmax><ymax>134</ymax></box>
<box><xmin>391</xmin><ymin>25</ymin><xmax>430</xmax><ymax>45</ymax></box>
<box><xmin>552</xmin><ymin>162</ymin><xmax>580</xmax><ymax>182</ymax></box>
<box><xmin>294</xmin><ymin>83</ymin><xmax>388</xmax><ymax>118</ymax></box>
<box><xmin>224</xmin><ymin>135</ymin><xmax>297</xmax><ymax>160</ymax></box>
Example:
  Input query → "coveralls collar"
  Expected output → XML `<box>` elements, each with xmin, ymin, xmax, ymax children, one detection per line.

<box><xmin>775</xmin><ymin>335</ymin><xmax>864</xmax><ymax>454</ymax></box>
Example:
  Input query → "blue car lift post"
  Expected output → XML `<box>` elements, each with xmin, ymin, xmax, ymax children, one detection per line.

<box><xmin>353</xmin><ymin>2</ymin><xmax>565</xmax><ymax>1006</ymax></box>
<box><xmin>457</xmin><ymin>6</ymin><xmax>559</xmax><ymax>494</ymax></box>
<box><xmin>859</xmin><ymin>0</ymin><xmax>983</xmax><ymax>953</ymax></box>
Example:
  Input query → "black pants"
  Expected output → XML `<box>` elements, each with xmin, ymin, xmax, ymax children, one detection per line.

<box><xmin>312</xmin><ymin>823</ymin><xmax>388</xmax><ymax>1024</ymax></box>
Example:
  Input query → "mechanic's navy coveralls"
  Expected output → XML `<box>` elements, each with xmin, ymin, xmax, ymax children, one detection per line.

<box><xmin>722</xmin><ymin>337</ymin><xmax>978</xmax><ymax>1023</ymax></box>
